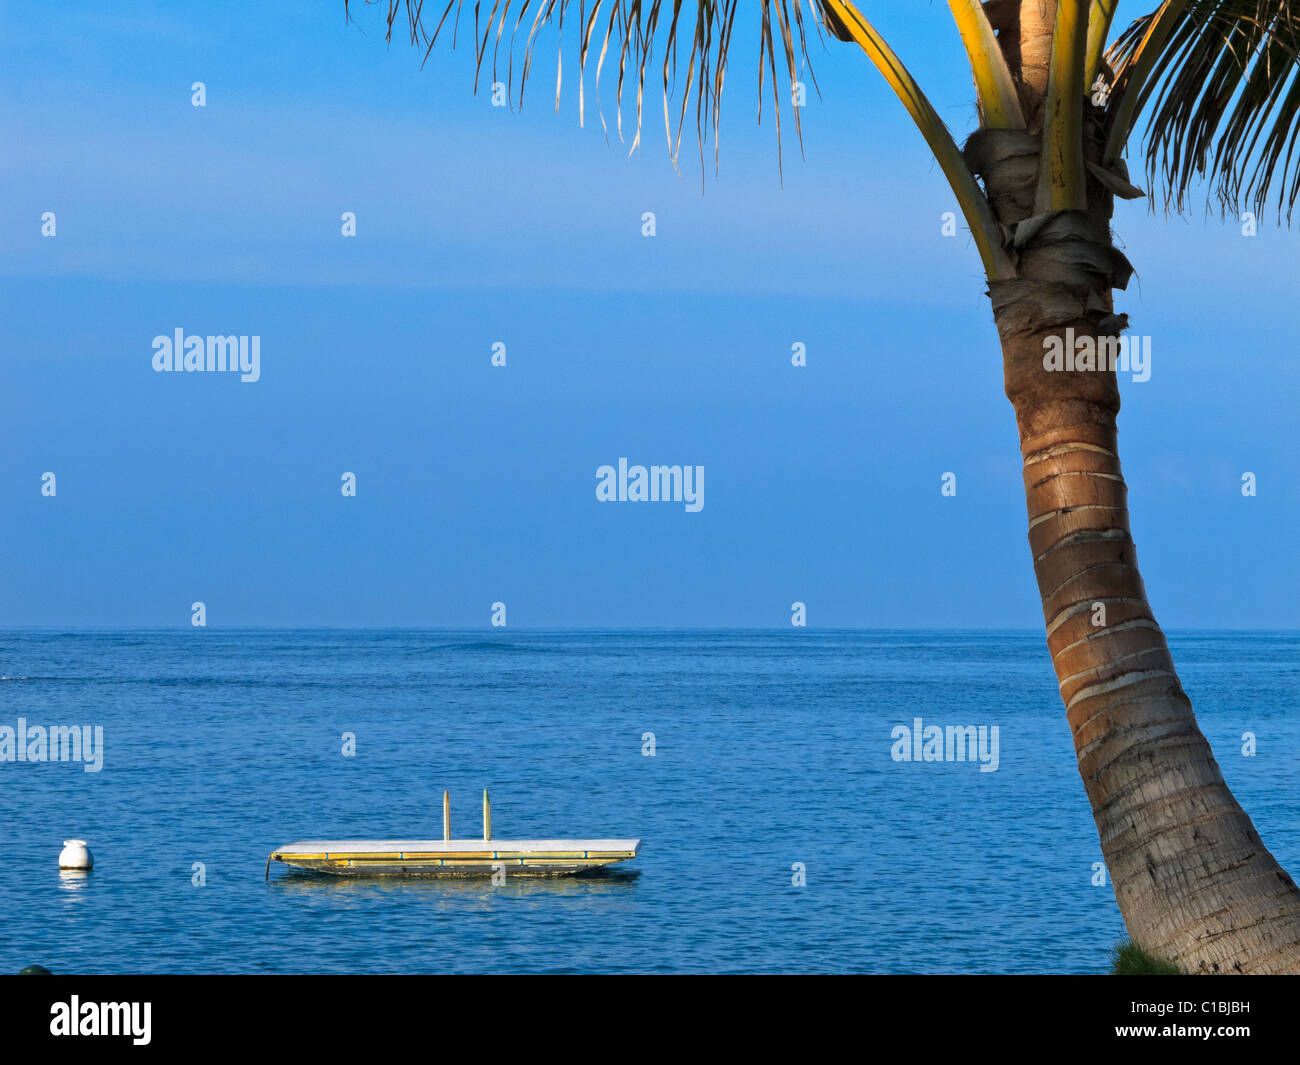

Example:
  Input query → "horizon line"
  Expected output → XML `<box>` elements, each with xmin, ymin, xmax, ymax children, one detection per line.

<box><xmin>1</xmin><ymin>625</ymin><xmax>1295</xmax><ymax>635</ymax></box>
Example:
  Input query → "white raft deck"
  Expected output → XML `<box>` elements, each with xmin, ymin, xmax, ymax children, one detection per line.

<box><xmin>268</xmin><ymin>838</ymin><xmax>641</xmax><ymax>878</ymax></box>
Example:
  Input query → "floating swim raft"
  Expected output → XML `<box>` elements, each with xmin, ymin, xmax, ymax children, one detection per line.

<box><xmin>268</xmin><ymin>790</ymin><xmax>639</xmax><ymax>878</ymax></box>
<box><xmin>268</xmin><ymin>838</ymin><xmax>641</xmax><ymax>877</ymax></box>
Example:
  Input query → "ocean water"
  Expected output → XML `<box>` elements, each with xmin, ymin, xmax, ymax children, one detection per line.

<box><xmin>0</xmin><ymin>629</ymin><xmax>1295</xmax><ymax>975</ymax></box>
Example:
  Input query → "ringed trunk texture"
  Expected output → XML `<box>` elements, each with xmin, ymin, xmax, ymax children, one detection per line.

<box><xmin>997</xmin><ymin>302</ymin><xmax>1300</xmax><ymax>974</ymax></box>
<box><xmin>968</xmin><ymin>1</ymin><xmax>1300</xmax><ymax>973</ymax></box>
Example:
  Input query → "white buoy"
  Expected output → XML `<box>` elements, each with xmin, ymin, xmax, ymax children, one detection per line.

<box><xmin>58</xmin><ymin>839</ymin><xmax>93</xmax><ymax>870</ymax></box>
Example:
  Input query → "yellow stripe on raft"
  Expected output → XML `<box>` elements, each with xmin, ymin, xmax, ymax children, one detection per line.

<box><xmin>276</xmin><ymin>852</ymin><xmax>637</xmax><ymax>862</ymax></box>
<box><xmin>267</xmin><ymin>838</ymin><xmax>641</xmax><ymax>876</ymax></box>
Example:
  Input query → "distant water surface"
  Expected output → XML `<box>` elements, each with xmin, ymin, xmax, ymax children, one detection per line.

<box><xmin>0</xmin><ymin>629</ymin><xmax>1295</xmax><ymax>974</ymax></box>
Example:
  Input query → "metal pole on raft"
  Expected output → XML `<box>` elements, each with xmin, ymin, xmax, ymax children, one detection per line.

<box><xmin>483</xmin><ymin>789</ymin><xmax>491</xmax><ymax>842</ymax></box>
<box><xmin>443</xmin><ymin>790</ymin><xmax>450</xmax><ymax>842</ymax></box>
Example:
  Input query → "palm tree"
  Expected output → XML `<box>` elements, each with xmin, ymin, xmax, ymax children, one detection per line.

<box><xmin>347</xmin><ymin>0</ymin><xmax>1300</xmax><ymax>974</ymax></box>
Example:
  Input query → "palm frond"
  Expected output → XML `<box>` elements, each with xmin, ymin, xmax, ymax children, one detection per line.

<box><xmin>343</xmin><ymin>0</ymin><xmax>818</xmax><ymax>176</ymax></box>
<box><xmin>1038</xmin><ymin>0</ymin><xmax>1091</xmax><ymax>212</ymax></box>
<box><xmin>947</xmin><ymin>0</ymin><xmax>1027</xmax><ymax>129</ymax></box>
<box><xmin>819</xmin><ymin>0</ymin><xmax>1016</xmax><ymax>278</ymax></box>
<box><xmin>1108</xmin><ymin>1</ymin><xmax>1300</xmax><ymax>220</ymax></box>
<box><xmin>1086</xmin><ymin>0</ymin><xmax>1121</xmax><ymax>89</ymax></box>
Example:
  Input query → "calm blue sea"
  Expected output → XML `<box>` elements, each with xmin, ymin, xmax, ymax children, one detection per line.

<box><xmin>0</xmin><ymin>630</ymin><xmax>1295</xmax><ymax>975</ymax></box>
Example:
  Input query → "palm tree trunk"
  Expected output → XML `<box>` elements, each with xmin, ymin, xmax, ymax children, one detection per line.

<box><xmin>971</xmin><ymin>0</ymin><xmax>1300</xmax><ymax>974</ymax></box>
<box><xmin>996</xmin><ymin>307</ymin><xmax>1300</xmax><ymax>973</ymax></box>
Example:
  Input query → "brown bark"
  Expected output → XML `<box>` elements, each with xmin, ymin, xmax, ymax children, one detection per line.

<box><xmin>1012</xmin><ymin>1</ymin><xmax>1057</xmax><ymax>121</ymax></box>
<box><xmin>997</xmin><ymin>319</ymin><xmax>1300</xmax><ymax>973</ymax></box>
<box><xmin>970</xmin><ymin>5</ymin><xmax>1300</xmax><ymax>972</ymax></box>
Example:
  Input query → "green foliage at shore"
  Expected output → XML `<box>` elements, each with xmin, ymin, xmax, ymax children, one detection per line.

<box><xmin>1111</xmin><ymin>941</ymin><xmax>1183</xmax><ymax>975</ymax></box>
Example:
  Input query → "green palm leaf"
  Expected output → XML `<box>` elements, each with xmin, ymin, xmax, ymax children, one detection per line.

<box><xmin>344</xmin><ymin>0</ymin><xmax>818</xmax><ymax>176</ymax></box>
<box><xmin>1109</xmin><ymin>1</ymin><xmax>1300</xmax><ymax>219</ymax></box>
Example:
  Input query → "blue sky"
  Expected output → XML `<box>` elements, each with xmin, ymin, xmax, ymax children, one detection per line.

<box><xmin>2</xmin><ymin>2</ymin><xmax>1297</xmax><ymax>628</ymax></box>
